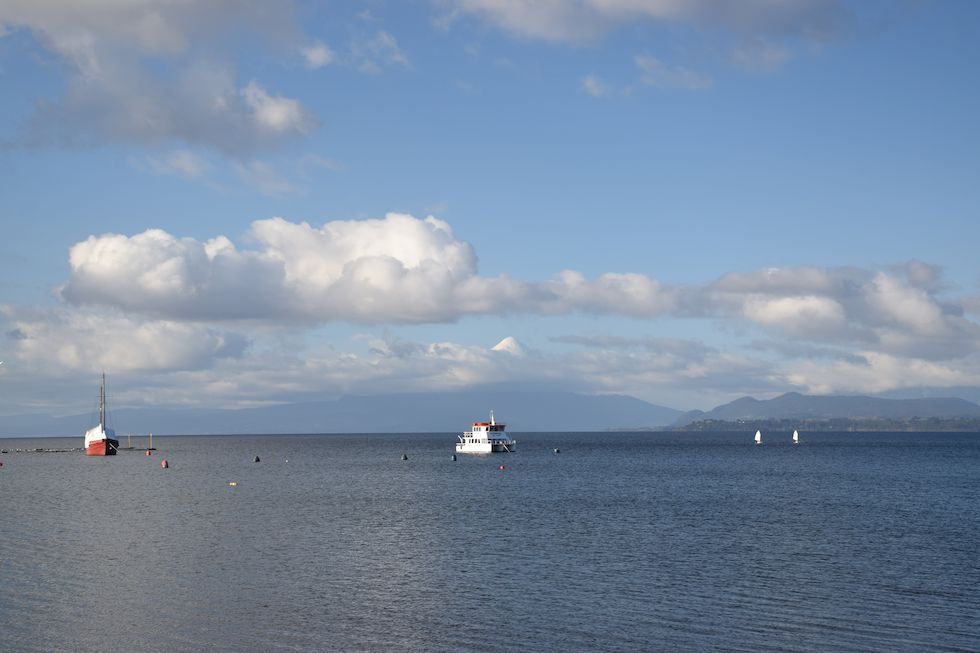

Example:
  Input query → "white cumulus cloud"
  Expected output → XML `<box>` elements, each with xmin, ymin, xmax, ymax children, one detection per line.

<box><xmin>59</xmin><ymin>213</ymin><xmax>681</xmax><ymax>324</ymax></box>
<box><xmin>241</xmin><ymin>81</ymin><xmax>316</xmax><ymax>135</ymax></box>
<box><xmin>784</xmin><ymin>352</ymin><xmax>976</xmax><ymax>396</ymax></box>
<box><xmin>863</xmin><ymin>272</ymin><xmax>947</xmax><ymax>336</ymax></box>
<box><xmin>701</xmin><ymin>264</ymin><xmax>980</xmax><ymax>360</ymax></box>
<box><xmin>3</xmin><ymin>306</ymin><xmax>247</xmax><ymax>374</ymax></box>
<box><xmin>742</xmin><ymin>295</ymin><xmax>847</xmax><ymax>335</ymax></box>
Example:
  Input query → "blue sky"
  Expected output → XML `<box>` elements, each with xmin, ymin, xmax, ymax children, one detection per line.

<box><xmin>1</xmin><ymin>0</ymin><xmax>979</xmax><ymax>415</ymax></box>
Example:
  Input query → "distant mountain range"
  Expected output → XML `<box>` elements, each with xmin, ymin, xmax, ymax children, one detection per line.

<box><xmin>874</xmin><ymin>385</ymin><xmax>980</xmax><ymax>405</ymax></box>
<box><xmin>4</xmin><ymin>389</ymin><xmax>980</xmax><ymax>437</ymax></box>
<box><xmin>0</xmin><ymin>391</ymin><xmax>682</xmax><ymax>437</ymax></box>
<box><xmin>674</xmin><ymin>391</ymin><xmax>980</xmax><ymax>427</ymax></box>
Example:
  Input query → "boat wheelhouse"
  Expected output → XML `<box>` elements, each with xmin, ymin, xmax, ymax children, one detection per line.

<box><xmin>456</xmin><ymin>411</ymin><xmax>516</xmax><ymax>454</ymax></box>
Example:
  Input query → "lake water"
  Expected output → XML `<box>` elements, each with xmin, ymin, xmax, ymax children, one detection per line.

<box><xmin>1</xmin><ymin>431</ymin><xmax>978</xmax><ymax>652</ymax></box>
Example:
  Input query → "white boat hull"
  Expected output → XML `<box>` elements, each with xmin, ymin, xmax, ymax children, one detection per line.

<box><xmin>455</xmin><ymin>440</ymin><xmax>516</xmax><ymax>454</ymax></box>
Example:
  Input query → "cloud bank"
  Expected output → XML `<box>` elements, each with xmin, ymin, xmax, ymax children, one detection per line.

<box><xmin>10</xmin><ymin>234</ymin><xmax>980</xmax><ymax>412</ymax></box>
<box><xmin>10</xmin><ymin>314</ymin><xmax>976</xmax><ymax>415</ymax></box>
<box><xmin>60</xmin><ymin>213</ymin><xmax>677</xmax><ymax>323</ymax></box>
<box><xmin>58</xmin><ymin>214</ymin><xmax>980</xmax><ymax>365</ymax></box>
<box><xmin>8</xmin><ymin>213</ymin><xmax>980</xmax><ymax>412</ymax></box>
<box><xmin>3</xmin><ymin>306</ymin><xmax>247</xmax><ymax>374</ymax></box>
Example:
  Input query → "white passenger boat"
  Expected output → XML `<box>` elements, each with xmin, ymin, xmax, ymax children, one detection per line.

<box><xmin>456</xmin><ymin>411</ymin><xmax>516</xmax><ymax>454</ymax></box>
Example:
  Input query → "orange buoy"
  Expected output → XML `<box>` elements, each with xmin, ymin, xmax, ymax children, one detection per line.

<box><xmin>498</xmin><ymin>464</ymin><xmax>505</xmax><ymax>471</ymax></box>
<box><xmin>146</xmin><ymin>449</ymin><xmax>152</xmax><ymax>456</ymax></box>
<box><xmin>161</xmin><ymin>459</ymin><xmax>169</xmax><ymax>468</ymax></box>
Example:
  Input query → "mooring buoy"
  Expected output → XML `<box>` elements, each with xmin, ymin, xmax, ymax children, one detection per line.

<box><xmin>401</xmin><ymin>454</ymin><xmax>408</xmax><ymax>461</ymax></box>
<box><xmin>161</xmin><ymin>459</ymin><xmax>169</xmax><ymax>469</ymax></box>
<box><xmin>553</xmin><ymin>448</ymin><xmax>560</xmax><ymax>454</ymax></box>
<box><xmin>253</xmin><ymin>455</ymin><xmax>260</xmax><ymax>463</ymax></box>
<box><xmin>451</xmin><ymin>454</ymin><xmax>457</xmax><ymax>461</ymax></box>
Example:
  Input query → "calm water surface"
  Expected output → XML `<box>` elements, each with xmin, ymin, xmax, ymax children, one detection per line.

<box><xmin>1</xmin><ymin>431</ymin><xmax>978</xmax><ymax>652</ymax></box>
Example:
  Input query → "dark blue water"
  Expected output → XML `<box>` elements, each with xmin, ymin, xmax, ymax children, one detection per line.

<box><xmin>1</xmin><ymin>432</ymin><xmax>978</xmax><ymax>652</ymax></box>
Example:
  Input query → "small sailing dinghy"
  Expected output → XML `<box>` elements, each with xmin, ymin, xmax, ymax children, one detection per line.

<box><xmin>793</xmin><ymin>430</ymin><xmax>800</xmax><ymax>445</ymax></box>
<box><xmin>754</xmin><ymin>430</ymin><xmax>763</xmax><ymax>445</ymax></box>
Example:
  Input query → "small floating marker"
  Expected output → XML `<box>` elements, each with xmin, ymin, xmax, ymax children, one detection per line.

<box><xmin>253</xmin><ymin>455</ymin><xmax>260</xmax><ymax>463</ymax></box>
<box><xmin>228</xmin><ymin>481</ymin><xmax>237</xmax><ymax>487</ymax></box>
<box><xmin>401</xmin><ymin>454</ymin><xmax>408</xmax><ymax>461</ymax></box>
<box><xmin>451</xmin><ymin>454</ymin><xmax>457</xmax><ymax>461</ymax></box>
<box><xmin>161</xmin><ymin>459</ymin><xmax>169</xmax><ymax>469</ymax></box>
<box><xmin>146</xmin><ymin>449</ymin><xmax>152</xmax><ymax>456</ymax></box>
<box><xmin>553</xmin><ymin>448</ymin><xmax>560</xmax><ymax>454</ymax></box>
<box><xmin>498</xmin><ymin>464</ymin><xmax>505</xmax><ymax>471</ymax></box>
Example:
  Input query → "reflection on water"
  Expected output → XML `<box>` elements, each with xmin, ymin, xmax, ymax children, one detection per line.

<box><xmin>1</xmin><ymin>432</ymin><xmax>978</xmax><ymax>652</ymax></box>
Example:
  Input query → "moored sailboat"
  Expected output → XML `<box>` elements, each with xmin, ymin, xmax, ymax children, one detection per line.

<box><xmin>84</xmin><ymin>373</ymin><xmax>119</xmax><ymax>456</ymax></box>
<box><xmin>754</xmin><ymin>429</ymin><xmax>763</xmax><ymax>445</ymax></box>
<box><xmin>792</xmin><ymin>430</ymin><xmax>800</xmax><ymax>444</ymax></box>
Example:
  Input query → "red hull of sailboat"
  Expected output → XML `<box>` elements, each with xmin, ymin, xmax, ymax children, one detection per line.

<box><xmin>85</xmin><ymin>438</ymin><xmax>118</xmax><ymax>456</ymax></box>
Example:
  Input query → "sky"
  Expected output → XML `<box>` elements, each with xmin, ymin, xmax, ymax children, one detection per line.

<box><xmin>1</xmin><ymin>0</ymin><xmax>979</xmax><ymax>416</ymax></box>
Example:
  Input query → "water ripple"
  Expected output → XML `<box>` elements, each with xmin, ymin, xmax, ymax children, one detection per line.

<box><xmin>1</xmin><ymin>432</ymin><xmax>978</xmax><ymax>652</ymax></box>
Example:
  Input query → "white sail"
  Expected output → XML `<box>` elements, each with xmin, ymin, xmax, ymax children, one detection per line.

<box><xmin>793</xmin><ymin>430</ymin><xmax>800</xmax><ymax>444</ymax></box>
<box><xmin>754</xmin><ymin>430</ymin><xmax>762</xmax><ymax>444</ymax></box>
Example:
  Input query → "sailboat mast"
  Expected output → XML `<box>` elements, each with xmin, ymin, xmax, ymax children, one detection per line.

<box><xmin>100</xmin><ymin>372</ymin><xmax>106</xmax><ymax>428</ymax></box>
